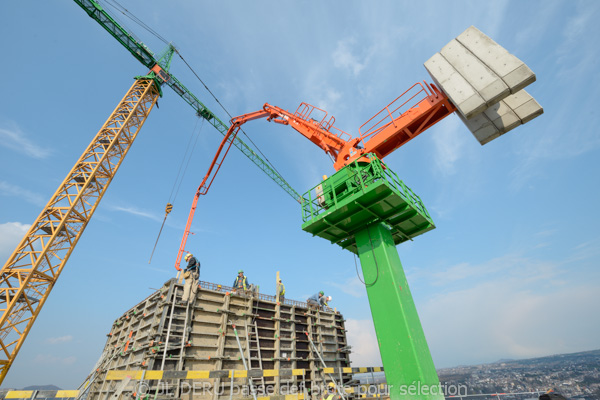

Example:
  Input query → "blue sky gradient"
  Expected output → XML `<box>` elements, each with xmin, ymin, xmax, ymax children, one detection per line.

<box><xmin>1</xmin><ymin>0</ymin><xmax>599</xmax><ymax>389</ymax></box>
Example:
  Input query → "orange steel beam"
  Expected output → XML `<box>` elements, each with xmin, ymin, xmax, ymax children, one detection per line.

<box><xmin>0</xmin><ymin>78</ymin><xmax>160</xmax><ymax>383</ymax></box>
<box><xmin>223</xmin><ymin>82</ymin><xmax>456</xmax><ymax>172</ymax></box>
<box><xmin>353</xmin><ymin>82</ymin><xmax>456</xmax><ymax>167</ymax></box>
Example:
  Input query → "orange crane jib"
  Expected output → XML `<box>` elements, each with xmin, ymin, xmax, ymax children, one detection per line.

<box><xmin>231</xmin><ymin>82</ymin><xmax>456</xmax><ymax>171</ymax></box>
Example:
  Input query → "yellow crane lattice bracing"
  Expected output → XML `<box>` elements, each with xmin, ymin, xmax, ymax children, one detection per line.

<box><xmin>0</xmin><ymin>78</ymin><xmax>160</xmax><ymax>382</ymax></box>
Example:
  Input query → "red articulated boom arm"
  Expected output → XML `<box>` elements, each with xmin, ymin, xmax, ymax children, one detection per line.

<box><xmin>224</xmin><ymin>82</ymin><xmax>456</xmax><ymax>172</ymax></box>
<box><xmin>174</xmin><ymin>81</ymin><xmax>456</xmax><ymax>270</ymax></box>
<box><xmin>174</xmin><ymin>109</ymin><xmax>273</xmax><ymax>270</ymax></box>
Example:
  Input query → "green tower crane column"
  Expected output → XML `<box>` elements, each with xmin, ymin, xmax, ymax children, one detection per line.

<box><xmin>301</xmin><ymin>154</ymin><xmax>442</xmax><ymax>400</ymax></box>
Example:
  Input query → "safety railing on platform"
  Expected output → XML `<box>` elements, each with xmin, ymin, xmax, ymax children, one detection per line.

<box><xmin>198</xmin><ymin>281</ymin><xmax>334</xmax><ymax>312</ymax></box>
<box><xmin>358</xmin><ymin>82</ymin><xmax>432</xmax><ymax>143</ymax></box>
<box><xmin>293</xmin><ymin>102</ymin><xmax>351</xmax><ymax>141</ymax></box>
<box><xmin>301</xmin><ymin>154</ymin><xmax>433</xmax><ymax>224</ymax></box>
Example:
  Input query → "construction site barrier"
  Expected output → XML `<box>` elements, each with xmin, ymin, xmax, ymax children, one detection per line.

<box><xmin>105</xmin><ymin>367</ymin><xmax>384</xmax><ymax>380</ymax></box>
<box><xmin>1</xmin><ymin>390</ymin><xmax>80</xmax><ymax>399</ymax></box>
<box><xmin>0</xmin><ymin>385</ymin><xmax>385</xmax><ymax>400</ymax></box>
<box><xmin>0</xmin><ymin>391</ymin><xmax>310</xmax><ymax>400</ymax></box>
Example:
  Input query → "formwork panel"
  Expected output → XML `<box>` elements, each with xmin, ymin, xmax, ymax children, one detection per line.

<box><xmin>84</xmin><ymin>278</ymin><xmax>352</xmax><ymax>400</ymax></box>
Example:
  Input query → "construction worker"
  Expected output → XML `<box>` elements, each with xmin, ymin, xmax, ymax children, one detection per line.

<box><xmin>307</xmin><ymin>291</ymin><xmax>324</xmax><ymax>310</ymax></box>
<box><xmin>320</xmin><ymin>295</ymin><xmax>332</xmax><ymax>310</ymax></box>
<box><xmin>181</xmin><ymin>253</ymin><xmax>200</xmax><ymax>304</ymax></box>
<box><xmin>233</xmin><ymin>270</ymin><xmax>249</xmax><ymax>293</ymax></box>
<box><xmin>323</xmin><ymin>382</ymin><xmax>337</xmax><ymax>400</ymax></box>
<box><xmin>277</xmin><ymin>279</ymin><xmax>285</xmax><ymax>302</ymax></box>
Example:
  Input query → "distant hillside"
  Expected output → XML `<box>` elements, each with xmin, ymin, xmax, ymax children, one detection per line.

<box><xmin>22</xmin><ymin>385</ymin><xmax>61</xmax><ymax>391</ymax></box>
<box><xmin>490</xmin><ymin>348</ymin><xmax>600</xmax><ymax>367</ymax></box>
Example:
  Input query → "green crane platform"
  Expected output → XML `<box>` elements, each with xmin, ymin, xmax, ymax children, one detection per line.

<box><xmin>301</xmin><ymin>155</ymin><xmax>443</xmax><ymax>400</ymax></box>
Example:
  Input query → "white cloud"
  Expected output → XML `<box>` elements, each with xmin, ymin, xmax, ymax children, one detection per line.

<box><xmin>346</xmin><ymin>319</ymin><xmax>382</xmax><ymax>367</ymax></box>
<box><xmin>416</xmin><ymin>244</ymin><xmax>600</xmax><ymax>367</ymax></box>
<box><xmin>332</xmin><ymin>39</ymin><xmax>368</xmax><ymax>77</ymax></box>
<box><xmin>46</xmin><ymin>335</ymin><xmax>73</xmax><ymax>345</ymax></box>
<box><xmin>0</xmin><ymin>126</ymin><xmax>51</xmax><ymax>159</ymax></box>
<box><xmin>110</xmin><ymin>205</ymin><xmax>162</xmax><ymax>222</ymax></box>
<box><xmin>422</xmin><ymin>279</ymin><xmax>600</xmax><ymax>367</ymax></box>
<box><xmin>0</xmin><ymin>181</ymin><xmax>45</xmax><ymax>206</ymax></box>
<box><xmin>0</xmin><ymin>222</ymin><xmax>30</xmax><ymax>264</ymax></box>
<box><xmin>33</xmin><ymin>354</ymin><xmax>77</xmax><ymax>365</ymax></box>
<box><xmin>328</xmin><ymin>276</ymin><xmax>367</xmax><ymax>298</ymax></box>
<box><xmin>430</xmin><ymin>117</ymin><xmax>468</xmax><ymax>177</ymax></box>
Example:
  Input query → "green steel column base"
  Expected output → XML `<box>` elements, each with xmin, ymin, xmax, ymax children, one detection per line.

<box><xmin>356</xmin><ymin>222</ymin><xmax>443</xmax><ymax>400</ymax></box>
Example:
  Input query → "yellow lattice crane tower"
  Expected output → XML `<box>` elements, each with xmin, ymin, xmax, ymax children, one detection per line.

<box><xmin>0</xmin><ymin>0</ymin><xmax>301</xmax><ymax>383</ymax></box>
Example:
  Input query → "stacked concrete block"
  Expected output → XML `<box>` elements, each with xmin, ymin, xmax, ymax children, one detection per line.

<box><xmin>424</xmin><ymin>26</ymin><xmax>542</xmax><ymax>144</ymax></box>
<box><xmin>456</xmin><ymin>26</ymin><xmax>536</xmax><ymax>93</ymax></box>
<box><xmin>458</xmin><ymin>90</ymin><xmax>543</xmax><ymax>144</ymax></box>
<box><xmin>84</xmin><ymin>279</ymin><xmax>352</xmax><ymax>400</ymax></box>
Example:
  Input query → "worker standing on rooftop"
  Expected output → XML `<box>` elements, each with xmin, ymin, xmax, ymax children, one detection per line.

<box><xmin>277</xmin><ymin>279</ymin><xmax>285</xmax><ymax>302</ymax></box>
<box><xmin>233</xmin><ymin>270</ymin><xmax>249</xmax><ymax>294</ymax></box>
<box><xmin>320</xmin><ymin>295</ymin><xmax>332</xmax><ymax>311</ymax></box>
<box><xmin>181</xmin><ymin>253</ymin><xmax>200</xmax><ymax>304</ymax></box>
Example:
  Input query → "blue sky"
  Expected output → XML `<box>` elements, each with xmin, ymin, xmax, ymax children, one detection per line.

<box><xmin>1</xmin><ymin>0</ymin><xmax>599</xmax><ymax>390</ymax></box>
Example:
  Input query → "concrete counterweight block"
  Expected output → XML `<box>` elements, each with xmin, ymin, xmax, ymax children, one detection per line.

<box><xmin>424</xmin><ymin>52</ymin><xmax>487</xmax><ymax>119</ymax></box>
<box><xmin>440</xmin><ymin>39</ymin><xmax>510</xmax><ymax>107</ymax></box>
<box><xmin>456</xmin><ymin>26</ymin><xmax>536</xmax><ymax>94</ymax></box>
<box><xmin>460</xmin><ymin>89</ymin><xmax>544</xmax><ymax>145</ymax></box>
<box><xmin>503</xmin><ymin>89</ymin><xmax>544</xmax><ymax>124</ymax></box>
<box><xmin>425</xmin><ymin>26</ymin><xmax>538</xmax><ymax>121</ymax></box>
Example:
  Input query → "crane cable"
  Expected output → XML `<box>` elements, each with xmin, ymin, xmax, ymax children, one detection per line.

<box><xmin>148</xmin><ymin>118</ymin><xmax>206</xmax><ymax>264</ymax></box>
<box><xmin>102</xmin><ymin>0</ymin><xmax>287</xmax><ymax>186</ymax></box>
<box><xmin>175</xmin><ymin>52</ymin><xmax>288</xmax><ymax>184</ymax></box>
<box><xmin>103</xmin><ymin>0</ymin><xmax>169</xmax><ymax>46</ymax></box>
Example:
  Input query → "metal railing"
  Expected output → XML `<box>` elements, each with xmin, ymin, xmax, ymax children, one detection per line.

<box><xmin>301</xmin><ymin>154</ymin><xmax>433</xmax><ymax>223</ymax></box>
<box><xmin>198</xmin><ymin>281</ymin><xmax>334</xmax><ymax>312</ymax></box>
<box><xmin>358</xmin><ymin>82</ymin><xmax>432</xmax><ymax>144</ymax></box>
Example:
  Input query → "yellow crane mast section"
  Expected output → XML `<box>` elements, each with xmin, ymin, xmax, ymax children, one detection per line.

<box><xmin>0</xmin><ymin>78</ymin><xmax>160</xmax><ymax>382</ymax></box>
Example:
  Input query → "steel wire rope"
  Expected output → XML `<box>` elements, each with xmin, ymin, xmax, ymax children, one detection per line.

<box><xmin>103</xmin><ymin>0</ymin><xmax>170</xmax><ymax>46</ymax></box>
<box><xmin>102</xmin><ymin>0</ymin><xmax>287</xmax><ymax>186</ymax></box>
<box><xmin>175</xmin><ymin>53</ymin><xmax>288</xmax><ymax>183</ymax></box>
<box><xmin>148</xmin><ymin>118</ymin><xmax>205</xmax><ymax>263</ymax></box>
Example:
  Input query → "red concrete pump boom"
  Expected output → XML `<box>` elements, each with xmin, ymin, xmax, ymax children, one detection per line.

<box><xmin>174</xmin><ymin>81</ymin><xmax>455</xmax><ymax>269</ymax></box>
<box><xmin>229</xmin><ymin>82</ymin><xmax>456</xmax><ymax>171</ymax></box>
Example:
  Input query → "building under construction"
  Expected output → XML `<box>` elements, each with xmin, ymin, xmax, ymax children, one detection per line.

<box><xmin>83</xmin><ymin>278</ymin><xmax>352</xmax><ymax>400</ymax></box>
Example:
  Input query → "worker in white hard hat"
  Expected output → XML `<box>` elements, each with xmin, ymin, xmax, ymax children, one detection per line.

<box><xmin>307</xmin><ymin>291</ymin><xmax>325</xmax><ymax>310</ymax></box>
<box><xmin>320</xmin><ymin>295</ymin><xmax>332</xmax><ymax>311</ymax></box>
<box><xmin>180</xmin><ymin>253</ymin><xmax>200</xmax><ymax>304</ymax></box>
